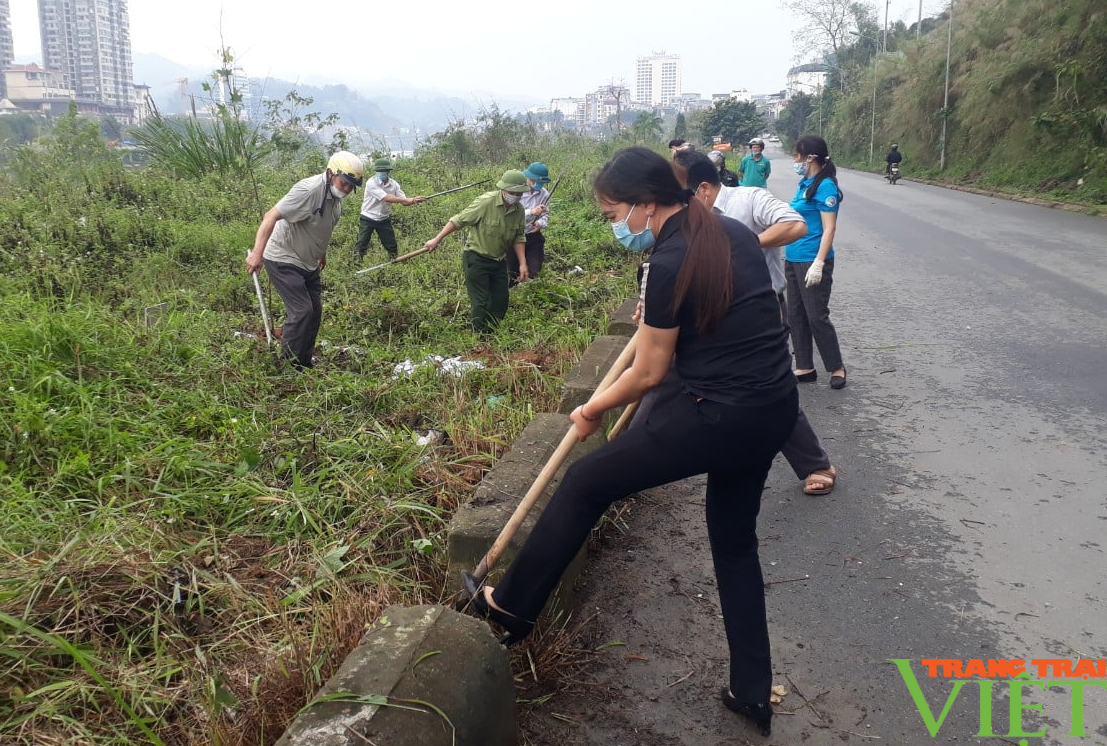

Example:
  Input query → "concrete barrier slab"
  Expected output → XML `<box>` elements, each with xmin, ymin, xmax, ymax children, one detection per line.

<box><xmin>276</xmin><ymin>604</ymin><xmax>515</xmax><ymax>746</ymax></box>
<box><xmin>558</xmin><ymin>334</ymin><xmax>633</xmax><ymax>416</ymax></box>
<box><xmin>446</xmin><ymin>413</ymin><xmax>601</xmax><ymax>600</ymax></box>
<box><xmin>607</xmin><ymin>298</ymin><xmax>640</xmax><ymax>337</ymax></box>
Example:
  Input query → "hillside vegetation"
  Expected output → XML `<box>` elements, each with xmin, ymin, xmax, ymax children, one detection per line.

<box><xmin>779</xmin><ymin>0</ymin><xmax>1106</xmax><ymax>206</ymax></box>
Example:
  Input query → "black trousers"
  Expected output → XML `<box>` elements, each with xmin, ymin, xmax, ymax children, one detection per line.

<box><xmin>354</xmin><ymin>216</ymin><xmax>398</xmax><ymax>259</ymax></box>
<box><xmin>263</xmin><ymin>259</ymin><xmax>322</xmax><ymax>369</ymax></box>
<box><xmin>493</xmin><ymin>386</ymin><xmax>799</xmax><ymax>703</ymax></box>
<box><xmin>506</xmin><ymin>231</ymin><xmax>546</xmax><ymax>285</ymax></box>
<box><xmin>785</xmin><ymin>259</ymin><xmax>843</xmax><ymax>372</ymax></box>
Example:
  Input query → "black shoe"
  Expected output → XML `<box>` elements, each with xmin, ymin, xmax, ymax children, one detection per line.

<box><xmin>795</xmin><ymin>370</ymin><xmax>817</xmax><ymax>383</ymax></box>
<box><xmin>721</xmin><ymin>688</ymin><xmax>772</xmax><ymax>736</ymax></box>
<box><xmin>830</xmin><ymin>368</ymin><xmax>847</xmax><ymax>389</ymax></box>
<box><xmin>461</xmin><ymin>572</ymin><xmax>534</xmax><ymax>645</ymax></box>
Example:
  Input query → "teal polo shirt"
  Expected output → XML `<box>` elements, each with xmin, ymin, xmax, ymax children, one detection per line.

<box><xmin>739</xmin><ymin>153</ymin><xmax>771</xmax><ymax>188</ymax></box>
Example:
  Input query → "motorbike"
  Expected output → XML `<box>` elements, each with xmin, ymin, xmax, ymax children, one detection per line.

<box><xmin>886</xmin><ymin>162</ymin><xmax>901</xmax><ymax>185</ymax></box>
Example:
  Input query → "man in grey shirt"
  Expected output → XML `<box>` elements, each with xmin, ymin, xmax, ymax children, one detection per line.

<box><xmin>245</xmin><ymin>151</ymin><xmax>364</xmax><ymax>369</ymax></box>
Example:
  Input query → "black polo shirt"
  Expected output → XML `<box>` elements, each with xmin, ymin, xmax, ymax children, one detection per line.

<box><xmin>637</xmin><ymin>210</ymin><xmax>795</xmax><ymax>406</ymax></box>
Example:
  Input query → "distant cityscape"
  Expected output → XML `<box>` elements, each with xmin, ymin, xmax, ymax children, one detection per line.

<box><xmin>527</xmin><ymin>51</ymin><xmax>830</xmax><ymax>134</ymax></box>
<box><xmin>0</xmin><ymin>0</ymin><xmax>148</xmax><ymax>121</ymax></box>
<box><xmin>0</xmin><ymin>3</ymin><xmax>830</xmax><ymax>137</ymax></box>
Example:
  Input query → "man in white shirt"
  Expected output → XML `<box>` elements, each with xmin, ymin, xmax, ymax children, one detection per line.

<box><xmin>354</xmin><ymin>157</ymin><xmax>426</xmax><ymax>262</ymax></box>
<box><xmin>674</xmin><ymin>150</ymin><xmax>803</xmax><ymax>320</ymax></box>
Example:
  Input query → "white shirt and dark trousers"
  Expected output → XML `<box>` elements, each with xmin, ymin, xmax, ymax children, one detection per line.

<box><xmin>634</xmin><ymin>188</ymin><xmax>833</xmax><ymax>483</ymax></box>
<box><xmin>355</xmin><ymin>177</ymin><xmax>407</xmax><ymax>260</ymax></box>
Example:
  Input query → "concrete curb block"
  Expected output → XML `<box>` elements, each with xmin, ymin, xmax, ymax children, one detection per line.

<box><xmin>607</xmin><ymin>298</ymin><xmax>640</xmax><ymax>338</ymax></box>
<box><xmin>446</xmin><ymin>412</ymin><xmax>603</xmax><ymax>602</ymax></box>
<box><xmin>558</xmin><ymin>334</ymin><xmax>633</xmax><ymax>416</ymax></box>
<box><xmin>275</xmin><ymin>604</ymin><xmax>515</xmax><ymax>746</ymax></box>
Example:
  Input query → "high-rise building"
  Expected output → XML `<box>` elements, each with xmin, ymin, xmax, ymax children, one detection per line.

<box><xmin>0</xmin><ymin>0</ymin><xmax>14</xmax><ymax>100</ymax></box>
<box><xmin>635</xmin><ymin>52</ymin><xmax>681</xmax><ymax>107</ymax></box>
<box><xmin>38</xmin><ymin>0</ymin><xmax>134</xmax><ymax>118</ymax></box>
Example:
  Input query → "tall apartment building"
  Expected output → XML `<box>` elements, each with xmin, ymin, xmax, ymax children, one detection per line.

<box><xmin>38</xmin><ymin>0</ymin><xmax>134</xmax><ymax>118</ymax></box>
<box><xmin>0</xmin><ymin>0</ymin><xmax>14</xmax><ymax>100</ymax></box>
<box><xmin>635</xmin><ymin>52</ymin><xmax>681</xmax><ymax>107</ymax></box>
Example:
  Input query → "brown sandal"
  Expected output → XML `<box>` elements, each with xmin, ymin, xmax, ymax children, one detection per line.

<box><xmin>804</xmin><ymin>466</ymin><xmax>837</xmax><ymax>496</ymax></box>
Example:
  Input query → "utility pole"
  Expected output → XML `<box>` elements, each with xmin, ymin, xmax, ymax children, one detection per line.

<box><xmin>883</xmin><ymin>0</ymin><xmax>890</xmax><ymax>53</ymax></box>
<box><xmin>870</xmin><ymin>71</ymin><xmax>877</xmax><ymax>164</ymax></box>
<box><xmin>940</xmin><ymin>0</ymin><xmax>953</xmax><ymax>170</ymax></box>
<box><xmin>851</xmin><ymin>31</ymin><xmax>880</xmax><ymax>164</ymax></box>
<box><xmin>917</xmin><ymin>0</ymin><xmax>923</xmax><ymax>39</ymax></box>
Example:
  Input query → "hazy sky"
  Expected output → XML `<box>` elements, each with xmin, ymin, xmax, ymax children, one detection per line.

<box><xmin>9</xmin><ymin>0</ymin><xmax>941</xmax><ymax>102</ymax></box>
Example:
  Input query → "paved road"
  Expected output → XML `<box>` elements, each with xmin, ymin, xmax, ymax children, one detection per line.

<box><xmin>521</xmin><ymin>156</ymin><xmax>1107</xmax><ymax>745</ymax></box>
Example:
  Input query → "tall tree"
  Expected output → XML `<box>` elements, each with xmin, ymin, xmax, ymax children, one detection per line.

<box><xmin>777</xmin><ymin>92</ymin><xmax>815</xmax><ymax>145</ymax></box>
<box><xmin>673</xmin><ymin>112</ymin><xmax>688</xmax><ymax>140</ymax></box>
<box><xmin>784</xmin><ymin>0</ymin><xmax>876</xmax><ymax>60</ymax></box>
<box><xmin>697</xmin><ymin>100</ymin><xmax>765</xmax><ymax>148</ymax></box>
<box><xmin>631</xmin><ymin>112</ymin><xmax>664</xmax><ymax>143</ymax></box>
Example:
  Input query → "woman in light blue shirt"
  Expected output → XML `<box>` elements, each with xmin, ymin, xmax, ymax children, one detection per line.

<box><xmin>785</xmin><ymin>135</ymin><xmax>847</xmax><ymax>389</ymax></box>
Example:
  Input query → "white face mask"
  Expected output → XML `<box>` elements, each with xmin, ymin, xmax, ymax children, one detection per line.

<box><xmin>330</xmin><ymin>184</ymin><xmax>349</xmax><ymax>200</ymax></box>
<box><xmin>502</xmin><ymin>192</ymin><xmax>521</xmax><ymax>205</ymax></box>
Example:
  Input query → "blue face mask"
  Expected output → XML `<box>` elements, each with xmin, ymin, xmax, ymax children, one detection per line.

<box><xmin>611</xmin><ymin>205</ymin><xmax>655</xmax><ymax>252</ymax></box>
<box><xmin>793</xmin><ymin>160</ymin><xmax>809</xmax><ymax>176</ymax></box>
<box><xmin>530</xmin><ymin>182</ymin><xmax>543</xmax><ymax>191</ymax></box>
<box><xmin>377</xmin><ymin>172</ymin><xmax>389</xmax><ymax>183</ymax></box>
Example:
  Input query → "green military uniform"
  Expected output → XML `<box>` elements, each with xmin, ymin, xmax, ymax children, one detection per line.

<box><xmin>448</xmin><ymin>171</ymin><xmax>527</xmax><ymax>333</ymax></box>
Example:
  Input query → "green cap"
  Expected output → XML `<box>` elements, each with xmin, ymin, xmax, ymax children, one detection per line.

<box><xmin>372</xmin><ymin>157</ymin><xmax>393</xmax><ymax>171</ymax></box>
<box><xmin>496</xmin><ymin>169</ymin><xmax>529</xmax><ymax>193</ymax></box>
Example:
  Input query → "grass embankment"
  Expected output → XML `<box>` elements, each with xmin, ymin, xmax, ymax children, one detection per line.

<box><xmin>818</xmin><ymin>0</ymin><xmax>1106</xmax><ymax>211</ymax></box>
<box><xmin>0</xmin><ymin>135</ymin><xmax>637</xmax><ymax>744</ymax></box>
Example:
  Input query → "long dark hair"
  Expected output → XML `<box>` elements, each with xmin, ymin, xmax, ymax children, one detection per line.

<box><xmin>594</xmin><ymin>146</ymin><xmax>732</xmax><ymax>334</ymax></box>
<box><xmin>794</xmin><ymin>135</ymin><xmax>843</xmax><ymax>202</ymax></box>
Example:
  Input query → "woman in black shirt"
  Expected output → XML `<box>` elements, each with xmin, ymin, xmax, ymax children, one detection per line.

<box><xmin>471</xmin><ymin>146</ymin><xmax>798</xmax><ymax>737</ymax></box>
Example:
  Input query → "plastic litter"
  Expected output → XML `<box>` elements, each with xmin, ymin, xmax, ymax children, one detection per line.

<box><xmin>392</xmin><ymin>355</ymin><xmax>486</xmax><ymax>379</ymax></box>
<box><xmin>414</xmin><ymin>429</ymin><xmax>446</xmax><ymax>447</ymax></box>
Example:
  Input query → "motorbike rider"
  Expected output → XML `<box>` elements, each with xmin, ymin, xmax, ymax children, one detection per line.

<box><xmin>885</xmin><ymin>143</ymin><xmax>903</xmax><ymax>176</ymax></box>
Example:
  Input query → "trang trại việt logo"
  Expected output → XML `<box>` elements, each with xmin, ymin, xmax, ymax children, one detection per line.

<box><xmin>890</xmin><ymin>658</ymin><xmax>1106</xmax><ymax>740</ymax></box>
<box><xmin>889</xmin><ymin>658</ymin><xmax>1106</xmax><ymax>742</ymax></box>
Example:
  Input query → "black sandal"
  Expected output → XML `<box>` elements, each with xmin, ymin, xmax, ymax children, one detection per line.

<box><xmin>461</xmin><ymin>571</ymin><xmax>534</xmax><ymax>645</ymax></box>
<box><xmin>721</xmin><ymin>688</ymin><xmax>773</xmax><ymax>736</ymax></box>
<box><xmin>795</xmin><ymin>370</ymin><xmax>817</xmax><ymax>383</ymax></box>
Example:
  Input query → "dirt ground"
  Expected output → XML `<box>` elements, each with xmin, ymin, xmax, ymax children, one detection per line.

<box><xmin>511</xmin><ymin>454</ymin><xmax>1004</xmax><ymax>746</ymax></box>
<box><xmin>515</xmin><ymin>475</ymin><xmax>813</xmax><ymax>746</ymax></box>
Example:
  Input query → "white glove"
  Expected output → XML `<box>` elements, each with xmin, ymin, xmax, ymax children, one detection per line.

<box><xmin>805</xmin><ymin>259</ymin><xmax>824</xmax><ymax>287</ymax></box>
